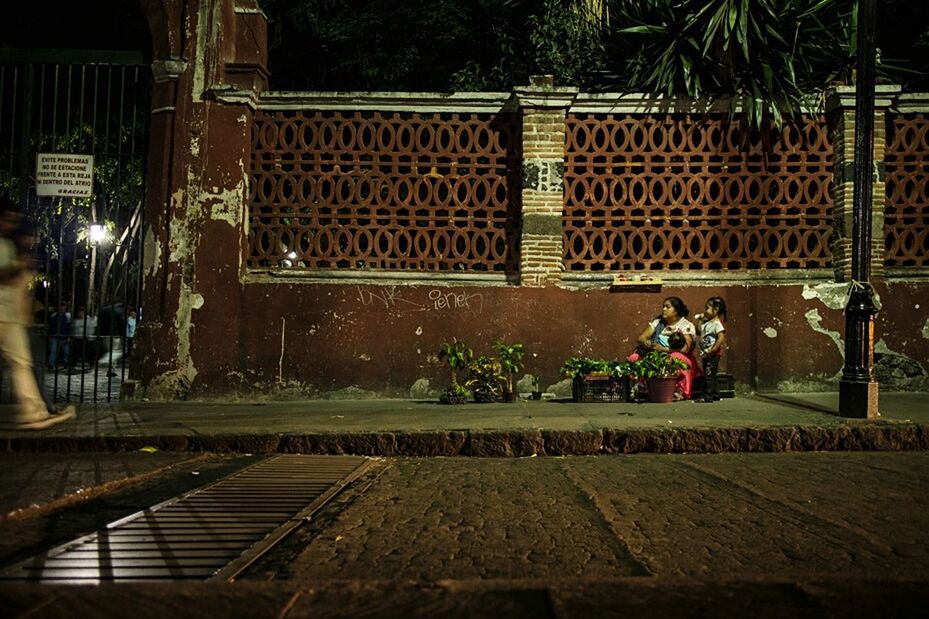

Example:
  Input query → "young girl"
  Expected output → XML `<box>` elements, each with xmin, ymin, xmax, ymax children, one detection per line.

<box><xmin>695</xmin><ymin>296</ymin><xmax>727</xmax><ymax>403</ymax></box>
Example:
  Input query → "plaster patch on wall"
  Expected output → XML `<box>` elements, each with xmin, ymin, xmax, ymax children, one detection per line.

<box><xmin>146</xmin><ymin>280</ymin><xmax>200</xmax><ymax>400</ymax></box>
<box><xmin>409</xmin><ymin>378</ymin><xmax>438</xmax><ymax>399</ymax></box>
<box><xmin>802</xmin><ymin>281</ymin><xmax>883</xmax><ymax>312</ymax></box>
<box><xmin>192</xmin><ymin>0</ymin><xmax>209</xmax><ymax>100</ymax></box>
<box><xmin>205</xmin><ymin>178</ymin><xmax>246</xmax><ymax>227</ymax></box>
<box><xmin>167</xmin><ymin>186</ymin><xmax>194</xmax><ymax>264</ymax></box>
<box><xmin>923</xmin><ymin>318</ymin><xmax>929</xmax><ymax>340</ymax></box>
<box><xmin>359</xmin><ymin>353</ymin><xmax>371</xmax><ymax>361</ymax></box>
<box><xmin>801</xmin><ymin>282</ymin><xmax>848</xmax><ymax>310</ymax></box>
<box><xmin>142</xmin><ymin>226</ymin><xmax>162</xmax><ymax>280</ymax></box>
<box><xmin>763</xmin><ymin>327</ymin><xmax>778</xmax><ymax>338</ymax></box>
<box><xmin>804</xmin><ymin>308</ymin><xmax>843</xmax><ymax>381</ymax></box>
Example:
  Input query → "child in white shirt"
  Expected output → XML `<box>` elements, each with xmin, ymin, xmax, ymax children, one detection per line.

<box><xmin>694</xmin><ymin>296</ymin><xmax>727</xmax><ymax>403</ymax></box>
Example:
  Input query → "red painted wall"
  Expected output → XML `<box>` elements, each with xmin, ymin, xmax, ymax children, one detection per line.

<box><xmin>174</xmin><ymin>280</ymin><xmax>929</xmax><ymax>398</ymax></box>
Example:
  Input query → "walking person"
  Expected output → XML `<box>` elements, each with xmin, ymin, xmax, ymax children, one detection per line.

<box><xmin>47</xmin><ymin>301</ymin><xmax>71</xmax><ymax>369</ymax></box>
<box><xmin>125</xmin><ymin>308</ymin><xmax>137</xmax><ymax>357</ymax></box>
<box><xmin>0</xmin><ymin>197</ymin><xmax>75</xmax><ymax>430</ymax></box>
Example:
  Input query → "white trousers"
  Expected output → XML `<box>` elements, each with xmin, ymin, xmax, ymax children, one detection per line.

<box><xmin>0</xmin><ymin>320</ymin><xmax>48</xmax><ymax>421</ymax></box>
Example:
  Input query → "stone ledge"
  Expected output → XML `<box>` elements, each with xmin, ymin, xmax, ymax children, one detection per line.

<box><xmin>4</xmin><ymin>424</ymin><xmax>927</xmax><ymax>456</ymax></box>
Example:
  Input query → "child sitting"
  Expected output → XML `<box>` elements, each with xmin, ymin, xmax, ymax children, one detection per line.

<box><xmin>667</xmin><ymin>332</ymin><xmax>693</xmax><ymax>401</ymax></box>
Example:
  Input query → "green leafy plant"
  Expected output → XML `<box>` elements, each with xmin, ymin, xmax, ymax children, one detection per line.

<box><xmin>494</xmin><ymin>339</ymin><xmax>525</xmax><ymax>396</ymax></box>
<box><xmin>610</xmin><ymin>0</ymin><xmax>853</xmax><ymax>128</ymax></box>
<box><xmin>465</xmin><ymin>355</ymin><xmax>505</xmax><ymax>403</ymax></box>
<box><xmin>628</xmin><ymin>351</ymin><xmax>690</xmax><ymax>379</ymax></box>
<box><xmin>529</xmin><ymin>374</ymin><xmax>542</xmax><ymax>399</ymax></box>
<box><xmin>560</xmin><ymin>356</ymin><xmax>613</xmax><ymax>379</ymax></box>
<box><xmin>439</xmin><ymin>339</ymin><xmax>473</xmax><ymax>389</ymax></box>
<box><xmin>439</xmin><ymin>383</ymin><xmax>470</xmax><ymax>405</ymax></box>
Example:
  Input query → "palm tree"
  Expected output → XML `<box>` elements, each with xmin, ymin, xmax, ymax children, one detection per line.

<box><xmin>608</xmin><ymin>0</ymin><xmax>854</xmax><ymax>127</ymax></box>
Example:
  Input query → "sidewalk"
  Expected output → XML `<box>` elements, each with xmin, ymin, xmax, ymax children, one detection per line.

<box><xmin>1</xmin><ymin>392</ymin><xmax>927</xmax><ymax>456</ymax></box>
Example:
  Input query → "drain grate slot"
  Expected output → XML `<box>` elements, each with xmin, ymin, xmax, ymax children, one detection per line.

<box><xmin>0</xmin><ymin>455</ymin><xmax>370</xmax><ymax>584</ymax></box>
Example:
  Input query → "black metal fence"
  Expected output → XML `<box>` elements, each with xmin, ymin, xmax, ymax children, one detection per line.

<box><xmin>0</xmin><ymin>49</ymin><xmax>149</xmax><ymax>404</ymax></box>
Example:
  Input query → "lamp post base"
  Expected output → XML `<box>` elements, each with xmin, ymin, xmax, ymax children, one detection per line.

<box><xmin>839</xmin><ymin>379</ymin><xmax>880</xmax><ymax>419</ymax></box>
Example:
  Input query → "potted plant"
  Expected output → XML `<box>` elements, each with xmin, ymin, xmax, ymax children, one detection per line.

<box><xmin>494</xmin><ymin>340</ymin><xmax>525</xmax><ymax>402</ymax></box>
<box><xmin>465</xmin><ymin>355</ymin><xmax>505</xmax><ymax>403</ymax></box>
<box><xmin>610</xmin><ymin>361</ymin><xmax>637</xmax><ymax>402</ymax></box>
<box><xmin>438</xmin><ymin>339</ymin><xmax>473</xmax><ymax>404</ymax></box>
<box><xmin>629</xmin><ymin>351</ymin><xmax>690</xmax><ymax>403</ymax></box>
<box><xmin>560</xmin><ymin>357</ymin><xmax>612</xmax><ymax>402</ymax></box>
<box><xmin>530</xmin><ymin>375</ymin><xmax>543</xmax><ymax>400</ymax></box>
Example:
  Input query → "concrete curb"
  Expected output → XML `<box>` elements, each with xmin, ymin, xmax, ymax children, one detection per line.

<box><xmin>3</xmin><ymin>423</ymin><xmax>928</xmax><ymax>456</ymax></box>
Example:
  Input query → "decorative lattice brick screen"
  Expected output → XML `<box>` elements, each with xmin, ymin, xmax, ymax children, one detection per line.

<box><xmin>563</xmin><ymin>114</ymin><xmax>834</xmax><ymax>271</ymax></box>
<box><xmin>248</xmin><ymin>111</ymin><xmax>520</xmax><ymax>271</ymax></box>
<box><xmin>885</xmin><ymin>113</ymin><xmax>929</xmax><ymax>268</ymax></box>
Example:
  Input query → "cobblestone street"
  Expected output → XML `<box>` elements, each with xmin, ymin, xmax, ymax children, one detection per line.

<box><xmin>258</xmin><ymin>452</ymin><xmax>929</xmax><ymax>583</ymax></box>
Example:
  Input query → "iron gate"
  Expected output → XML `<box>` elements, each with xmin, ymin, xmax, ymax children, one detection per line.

<box><xmin>0</xmin><ymin>49</ymin><xmax>149</xmax><ymax>404</ymax></box>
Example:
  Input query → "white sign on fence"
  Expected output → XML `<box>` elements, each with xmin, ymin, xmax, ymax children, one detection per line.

<box><xmin>36</xmin><ymin>153</ymin><xmax>95</xmax><ymax>198</ymax></box>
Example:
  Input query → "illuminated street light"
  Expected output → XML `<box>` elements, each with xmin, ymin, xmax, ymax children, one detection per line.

<box><xmin>89</xmin><ymin>222</ymin><xmax>107</xmax><ymax>245</ymax></box>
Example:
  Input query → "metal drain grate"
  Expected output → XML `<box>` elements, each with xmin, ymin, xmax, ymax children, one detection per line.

<box><xmin>0</xmin><ymin>455</ymin><xmax>372</xmax><ymax>584</ymax></box>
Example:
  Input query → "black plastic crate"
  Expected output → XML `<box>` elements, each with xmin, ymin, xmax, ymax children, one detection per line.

<box><xmin>580</xmin><ymin>375</ymin><xmax>632</xmax><ymax>403</ymax></box>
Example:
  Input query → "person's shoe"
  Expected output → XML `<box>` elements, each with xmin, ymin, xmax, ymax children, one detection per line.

<box><xmin>1</xmin><ymin>406</ymin><xmax>76</xmax><ymax>431</ymax></box>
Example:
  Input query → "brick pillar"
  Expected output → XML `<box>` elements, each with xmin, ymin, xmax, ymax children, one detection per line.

<box><xmin>136</xmin><ymin>0</ymin><xmax>268</xmax><ymax>399</ymax></box>
<box><xmin>826</xmin><ymin>85</ymin><xmax>900</xmax><ymax>282</ymax></box>
<box><xmin>514</xmin><ymin>76</ymin><xmax>577</xmax><ymax>287</ymax></box>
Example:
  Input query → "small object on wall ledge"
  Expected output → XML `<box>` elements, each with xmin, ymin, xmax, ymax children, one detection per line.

<box><xmin>609</xmin><ymin>274</ymin><xmax>663</xmax><ymax>293</ymax></box>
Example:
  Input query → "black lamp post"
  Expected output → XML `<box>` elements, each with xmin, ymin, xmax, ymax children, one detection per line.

<box><xmin>839</xmin><ymin>0</ymin><xmax>880</xmax><ymax>418</ymax></box>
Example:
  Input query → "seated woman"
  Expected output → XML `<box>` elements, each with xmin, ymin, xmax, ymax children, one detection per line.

<box><xmin>628</xmin><ymin>296</ymin><xmax>701</xmax><ymax>399</ymax></box>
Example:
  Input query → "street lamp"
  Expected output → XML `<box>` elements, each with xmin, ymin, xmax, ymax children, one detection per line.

<box><xmin>88</xmin><ymin>222</ymin><xmax>107</xmax><ymax>245</ymax></box>
<box><xmin>839</xmin><ymin>0</ymin><xmax>880</xmax><ymax>419</ymax></box>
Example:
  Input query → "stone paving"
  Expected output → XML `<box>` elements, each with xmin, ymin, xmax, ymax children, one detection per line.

<box><xmin>259</xmin><ymin>452</ymin><xmax>929</xmax><ymax>583</ymax></box>
<box><xmin>0</xmin><ymin>451</ymin><xmax>927</xmax><ymax>615</ymax></box>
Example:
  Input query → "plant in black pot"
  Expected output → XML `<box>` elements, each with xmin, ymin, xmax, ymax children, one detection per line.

<box><xmin>530</xmin><ymin>375</ymin><xmax>543</xmax><ymax>400</ymax></box>
<box><xmin>629</xmin><ymin>351</ymin><xmax>689</xmax><ymax>403</ymax></box>
<box><xmin>560</xmin><ymin>356</ymin><xmax>611</xmax><ymax>402</ymax></box>
<box><xmin>465</xmin><ymin>355</ymin><xmax>505</xmax><ymax>403</ymax></box>
<box><xmin>438</xmin><ymin>339</ymin><xmax>473</xmax><ymax>404</ymax></box>
<box><xmin>494</xmin><ymin>340</ymin><xmax>525</xmax><ymax>402</ymax></box>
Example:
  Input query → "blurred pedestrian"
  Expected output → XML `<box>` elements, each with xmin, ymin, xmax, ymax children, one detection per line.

<box><xmin>48</xmin><ymin>301</ymin><xmax>71</xmax><ymax>368</ymax></box>
<box><xmin>125</xmin><ymin>308</ymin><xmax>137</xmax><ymax>357</ymax></box>
<box><xmin>0</xmin><ymin>196</ymin><xmax>75</xmax><ymax>430</ymax></box>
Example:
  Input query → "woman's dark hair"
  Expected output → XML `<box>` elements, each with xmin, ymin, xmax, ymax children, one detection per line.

<box><xmin>706</xmin><ymin>296</ymin><xmax>728</xmax><ymax>320</ymax></box>
<box><xmin>668</xmin><ymin>332</ymin><xmax>686</xmax><ymax>351</ymax></box>
<box><xmin>664</xmin><ymin>296</ymin><xmax>689</xmax><ymax>319</ymax></box>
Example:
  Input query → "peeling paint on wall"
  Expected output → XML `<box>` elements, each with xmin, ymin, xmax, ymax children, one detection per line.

<box><xmin>763</xmin><ymin>327</ymin><xmax>778</xmax><ymax>338</ymax></box>
<box><xmin>192</xmin><ymin>0</ymin><xmax>209</xmax><ymax>100</ymax></box>
<box><xmin>168</xmin><ymin>186</ymin><xmax>193</xmax><ymax>263</ymax></box>
<box><xmin>802</xmin><ymin>281</ymin><xmax>882</xmax><ymax>312</ymax></box>
<box><xmin>801</xmin><ymin>282</ymin><xmax>848</xmax><ymax>310</ymax></box>
<box><xmin>804</xmin><ymin>308</ymin><xmax>843</xmax><ymax>380</ymax></box>
<box><xmin>142</xmin><ymin>226</ymin><xmax>162</xmax><ymax>279</ymax></box>
<box><xmin>205</xmin><ymin>178</ymin><xmax>245</xmax><ymax>226</ymax></box>
<box><xmin>147</xmin><ymin>280</ymin><xmax>200</xmax><ymax>399</ymax></box>
<box><xmin>923</xmin><ymin>318</ymin><xmax>929</xmax><ymax>340</ymax></box>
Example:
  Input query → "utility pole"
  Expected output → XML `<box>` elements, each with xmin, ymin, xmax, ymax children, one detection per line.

<box><xmin>839</xmin><ymin>0</ymin><xmax>880</xmax><ymax>419</ymax></box>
